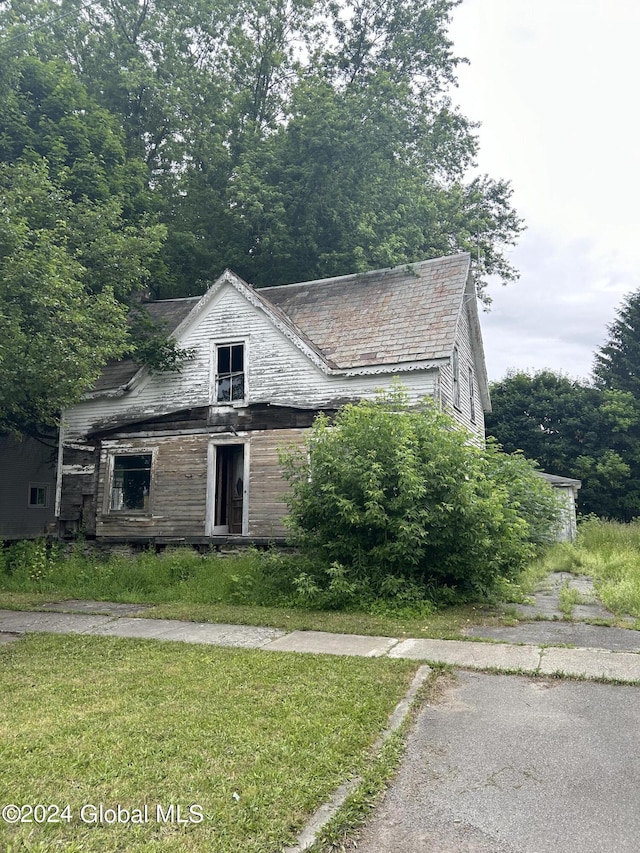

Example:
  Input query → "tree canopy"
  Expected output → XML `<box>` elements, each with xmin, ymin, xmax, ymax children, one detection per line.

<box><xmin>0</xmin><ymin>0</ymin><xmax>524</xmax><ymax>434</ymax></box>
<box><xmin>485</xmin><ymin>370</ymin><xmax>640</xmax><ymax>520</ymax></box>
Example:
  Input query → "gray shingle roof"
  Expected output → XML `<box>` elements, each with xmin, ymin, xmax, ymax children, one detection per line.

<box><xmin>92</xmin><ymin>297</ymin><xmax>200</xmax><ymax>392</ymax></box>
<box><xmin>92</xmin><ymin>255</ymin><xmax>472</xmax><ymax>391</ymax></box>
<box><xmin>259</xmin><ymin>254</ymin><xmax>471</xmax><ymax>369</ymax></box>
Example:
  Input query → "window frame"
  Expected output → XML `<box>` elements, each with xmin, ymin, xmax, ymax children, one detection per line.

<box><xmin>213</xmin><ymin>341</ymin><xmax>247</xmax><ymax>406</ymax></box>
<box><xmin>28</xmin><ymin>483</ymin><xmax>49</xmax><ymax>509</ymax></box>
<box><xmin>468</xmin><ymin>366</ymin><xmax>476</xmax><ymax>424</ymax></box>
<box><xmin>452</xmin><ymin>347</ymin><xmax>461</xmax><ymax>410</ymax></box>
<box><xmin>105</xmin><ymin>449</ymin><xmax>155</xmax><ymax>515</ymax></box>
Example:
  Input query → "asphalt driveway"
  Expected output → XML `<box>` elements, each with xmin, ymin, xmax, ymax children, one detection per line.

<box><xmin>351</xmin><ymin>671</ymin><xmax>640</xmax><ymax>852</ymax></box>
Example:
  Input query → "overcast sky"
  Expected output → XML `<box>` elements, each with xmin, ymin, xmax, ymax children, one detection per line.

<box><xmin>449</xmin><ymin>0</ymin><xmax>640</xmax><ymax>382</ymax></box>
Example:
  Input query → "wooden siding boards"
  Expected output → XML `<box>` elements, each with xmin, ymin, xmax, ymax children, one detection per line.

<box><xmin>439</xmin><ymin>278</ymin><xmax>486</xmax><ymax>443</ymax></box>
<box><xmin>61</xmin><ymin>281</ymin><xmax>441</xmax><ymax>444</ymax></box>
<box><xmin>96</xmin><ymin>435</ymin><xmax>209</xmax><ymax>539</ymax></box>
<box><xmin>58</xmin><ymin>446</ymin><xmax>98</xmax><ymax>536</ymax></box>
<box><xmin>92</xmin><ymin>428</ymin><xmax>306</xmax><ymax>541</ymax></box>
<box><xmin>248</xmin><ymin>429</ymin><xmax>307</xmax><ymax>537</ymax></box>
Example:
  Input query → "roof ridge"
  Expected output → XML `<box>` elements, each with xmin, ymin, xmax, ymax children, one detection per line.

<box><xmin>261</xmin><ymin>253</ymin><xmax>471</xmax><ymax>293</ymax></box>
<box><xmin>144</xmin><ymin>295</ymin><xmax>202</xmax><ymax>305</ymax></box>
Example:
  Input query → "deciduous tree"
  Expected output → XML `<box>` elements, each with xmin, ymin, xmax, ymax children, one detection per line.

<box><xmin>485</xmin><ymin>370</ymin><xmax>640</xmax><ymax>520</ymax></box>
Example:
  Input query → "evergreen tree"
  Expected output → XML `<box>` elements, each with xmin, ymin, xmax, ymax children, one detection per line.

<box><xmin>593</xmin><ymin>288</ymin><xmax>640</xmax><ymax>397</ymax></box>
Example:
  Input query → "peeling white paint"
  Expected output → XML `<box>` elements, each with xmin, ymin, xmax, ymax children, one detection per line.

<box><xmin>62</xmin><ymin>280</ymin><xmax>440</xmax><ymax>442</ymax></box>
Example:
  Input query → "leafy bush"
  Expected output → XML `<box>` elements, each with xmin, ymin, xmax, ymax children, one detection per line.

<box><xmin>484</xmin><ymin>440</ymin><xmax>562</xmax><ymax>548</ymax></box>
<box><xmin>279</xmin><ymin>385</ymin><xmax>562</xmax><ymax>605</ymax></box>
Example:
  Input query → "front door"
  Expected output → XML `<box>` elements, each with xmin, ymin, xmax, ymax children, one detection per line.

<box><xmin>214</xmin><ymin>445</ymin><xmax>244</xmax><ymax>534</ymax></box>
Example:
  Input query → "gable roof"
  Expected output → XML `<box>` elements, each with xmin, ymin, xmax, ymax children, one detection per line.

<box><xmin>91</xmin><ymin>297</ymin><xmax>200</xmax><ymax>392</ymax></box>
<box><xmin>90</xmin><ymin>253</ymin><xmax>484</xmax><ymax>395</ymax></box>
<box><xmin>261</xmin><ymin>254</ymin><xmax>472</xmax><ymax>369</ymax></box>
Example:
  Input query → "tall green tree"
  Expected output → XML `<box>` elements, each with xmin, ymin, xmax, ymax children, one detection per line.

<box><xmin>485</xmin><ymin>370</ymin><xmax>640</xmax><ymax>520</ymax></box>
<box><xmin>0</xmin><ymin>52</ymin><xmax>173</xmax><ymax>436</ymax></box>
<box><xmin>1</xmin><ymin>0</ymin><xmax>524</xmax><ymax>298</ymax></box>
<box><xmin>0</xmin><ymin>161</ymin><xmax>130</xmax><ymax>435</ymax></box>
<box><xmin>593</xmin><ymin>288</ymin><xmax>640</xmax><ymax>397</ymax></box>
<box><xmin>0</xmin><ymin>0</ymin><xmax>526</xmax><ymax>435</ymax></box>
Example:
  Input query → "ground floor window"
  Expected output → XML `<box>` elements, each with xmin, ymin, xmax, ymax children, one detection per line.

<box><xmin>28</xmin><ymin>483</ymin><xmax>49</xmax><ymax>508</ymax></box>
<box><xmin>110</xmin><ymin>454</ymin><xmax>152</xmax><ymax>511</ymax></box>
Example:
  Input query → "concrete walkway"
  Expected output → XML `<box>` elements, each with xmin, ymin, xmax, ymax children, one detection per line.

<box><xmin>2</xmin><ymin>598</ymin><xmax>640</xmax><ymax>683</ymax></box>
<box><xmin>4</xmin><ymin>590</ymin><xmax>640</xmax><ymax>853</ymax></box>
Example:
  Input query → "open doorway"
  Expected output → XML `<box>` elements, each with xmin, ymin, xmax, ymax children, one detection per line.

<box><xmin>214</xmin><ymin>445</ymin><xmax>244</xmax><ymax>534</ymax></box>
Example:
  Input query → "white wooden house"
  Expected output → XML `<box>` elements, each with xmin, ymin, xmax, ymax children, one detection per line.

<box><xmin>54</xmin><ymin>253</ymin><xmax>491</xmax><ymax>543</ymax></box>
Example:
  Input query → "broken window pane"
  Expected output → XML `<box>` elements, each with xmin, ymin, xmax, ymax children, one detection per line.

<box><xmin>231</xmin><ymin>374</ymin><xmax>244</xmax><ymax>400</ymax></box>
<box><xmin>217</xmin><ymin>376</ymin><xmax>231</xmax><ymax>403</ymax></box>
<box><xmin>111</xmin><ymin>454</ymin><xmax>152</xmax><ymax>511</ymax></box>
<box><xmin>216</xmin><ymin>343</ymin><xmax>245</xmax><ymax>403</ymax></box>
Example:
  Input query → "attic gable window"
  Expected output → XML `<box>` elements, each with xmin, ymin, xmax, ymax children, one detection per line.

<box><xmin>216</xmin><ymin>343</ymin><xmax>245</xmax><ymax>403</ymax></box>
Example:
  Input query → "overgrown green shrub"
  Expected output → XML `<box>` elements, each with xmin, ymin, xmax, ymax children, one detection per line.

<box><xmin>279</xmin><ymin>385</ymin><xmax>562</xmax><ymax>605</ymax></box>
<box><xmin>484</xmin><ymin>440</ymin><xmax>562</xmax><ymax>548</ymax></box>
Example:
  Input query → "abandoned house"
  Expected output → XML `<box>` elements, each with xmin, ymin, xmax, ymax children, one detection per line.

<box><xmin>1</xmin><ymin>253</ymin><xmax>497</xmax><ymax>543</ymax></box>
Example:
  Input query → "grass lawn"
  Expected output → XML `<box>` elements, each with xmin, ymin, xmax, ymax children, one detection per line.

<box><xmin>0</xmin><ymin>633</ymin><xmax>418</xmax><ymax>853</ymax></box>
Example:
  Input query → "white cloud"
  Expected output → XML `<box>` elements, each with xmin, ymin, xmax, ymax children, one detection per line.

<box><xmin>481</xmin><ymin>229</ymin><xmax>639</xmax><ymax>381</ymax></box>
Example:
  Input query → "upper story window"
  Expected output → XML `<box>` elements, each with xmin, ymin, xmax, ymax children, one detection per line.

<box><xmin>468</xmin><ymin>366</ymin><xmax>476</xmax><ymax>423</ymax></box>
<box><xmin>110</xmin><ymin>454</ymin><xmax>152</xmax><ymax>512</ymax></box>
<box><xmin>216</xmin><ymin>343</ymin><xmax>245</xmax><ymax>403</ymax></box>
<box><xmin>452</xmin><ymin>347</ymin><xmax>460</xmax><ymax>409</ymax></box>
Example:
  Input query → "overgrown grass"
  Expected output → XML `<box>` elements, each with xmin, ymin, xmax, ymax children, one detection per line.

<box><xmin>534</xmin><ymin>519</ymin><xmax>640</xmax><ymax>618</ymax></box>
<box><xmin>0</xmin><ymin>540</ymin><xmax>299</xmax><ymax>607</ymax></box>
<box><xmin>0</xmin><ymin>541</ymin><xmax>515</xmax><ymax>638</ymax></box>
<box><xmin>0</xmin><ymin>633</ymin><xmax>417</xmax><ymax>853</ymax></box>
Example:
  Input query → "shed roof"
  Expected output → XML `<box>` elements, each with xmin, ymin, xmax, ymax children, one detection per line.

<box><xmin>538</xmin><ymin>472</ymin><xmax>582</xmax><ymax>489</ymax></box>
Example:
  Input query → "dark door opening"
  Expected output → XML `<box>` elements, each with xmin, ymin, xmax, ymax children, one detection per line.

<box><xmin>215</xmin><ymin>445</ymin><xmax>244</xmax><ymax>534</ymax></box>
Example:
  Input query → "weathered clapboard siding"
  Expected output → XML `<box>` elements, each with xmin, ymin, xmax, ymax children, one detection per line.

<box><xmin>247</xmin><ymin>429</ymin><xmax>307</xmax><ymax>537</ymax></box>
<box><xmin>440</xmin><ymin>288</ymin><xmax>485</xmax><ymax>442</ymax></box>
<box><xmin>0</xmin><ymin>435</ymin><xmax>57</xmax><ymax>539</ymax></box>
<box><xmin>96</xmin><ymin>435</ymin><xmax>209</xmax><ymax>539</ymax></box>
<box><xmin>58</xmin><ymin>446</ymin><xmax>98</xmax><ymax>536</ymax></box>
<box><xmin>51</xmin><ymin>257</ymin><xmax>491</xmax><ymax>544</ymax></box>
<box><xmin>93</xmin><ymin>428</ymin><xmax>304</xmax><ymax>540</ymax></box>
<box><xmin>62</xmin><ymin>283</ymin><xmax>439</xmax><ymax>444</ymax></box>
